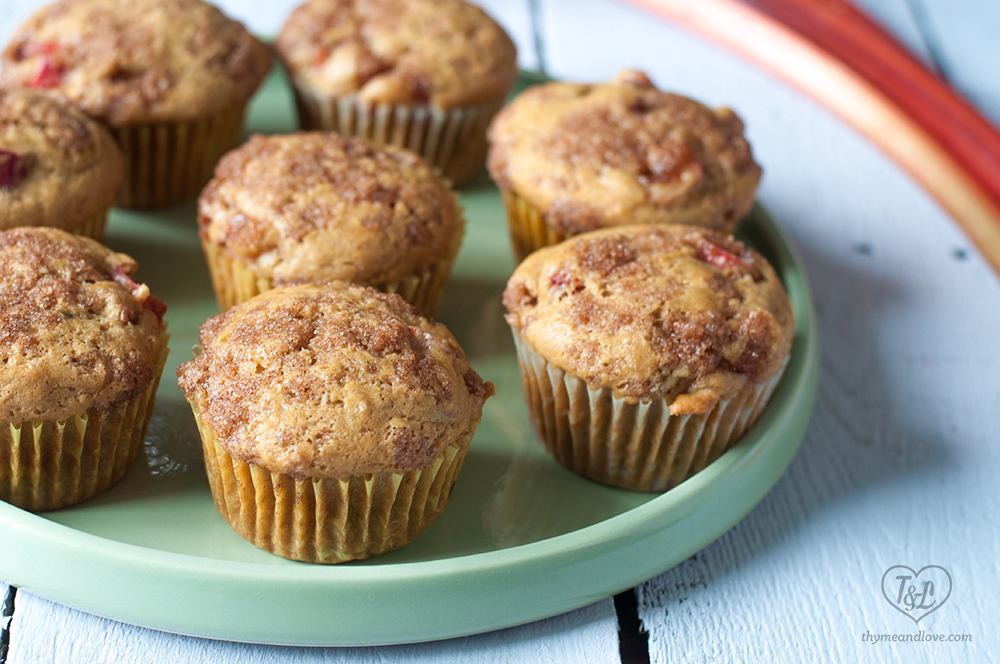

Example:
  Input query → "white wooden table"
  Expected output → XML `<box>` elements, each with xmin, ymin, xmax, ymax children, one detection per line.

<box><xmin>1</xmin><ymin>1</ymin><xmax>998</xmax><ymax>662</ymax></box>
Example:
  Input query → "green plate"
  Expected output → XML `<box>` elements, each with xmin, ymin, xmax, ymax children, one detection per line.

<box><xmin>0</xmin><ymin>70</ymin><xmax>819</xmax><ymax>646</ymax></box>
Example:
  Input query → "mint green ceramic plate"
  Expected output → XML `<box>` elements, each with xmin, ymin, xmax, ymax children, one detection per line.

<box><xmin>0</xmin><ymin>70</ymin><xmax>818</xmax><ymax>646</ymax></box>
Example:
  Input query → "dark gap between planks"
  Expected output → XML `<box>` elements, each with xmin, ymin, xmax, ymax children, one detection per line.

<box><xmin>527</xmin><ymin>0</ymin><xmax>548</xmax><ymax>76</ymax></box>
<box><xmin>614</xmin><ymin>590</ymin><xmax>650</xmax><ymax>664</ymax></box>
<box><xmin>0</xmin><ymin>585</ymin><xmax>16</xmax><ymax>664</ymax></box>
<box><xmin>902</xmin><ymin>0</ymin><xmax>952</xmax><ymax>79</ymax></box>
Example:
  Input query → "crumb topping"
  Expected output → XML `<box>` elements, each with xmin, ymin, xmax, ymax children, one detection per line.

<box><xmin>198</xmin><ymin>133</ymin><xmax>460</xmax><ymax>286</ymax></box>
<box><xmin>0</xmin><ymin>149</ymin><xmax>30</xmax><ymax>190</ymax></box>
<box><xmin>0</xmin><ymin>0</ymin><xmax>272</xmax><ymax>124</ymax></box>
<box><xmin>177</xmin><ymin>282</ymin><xmax>493</xmax><ymax>478</ymax></box>
<box><xmin>0</xmin><ymin>89</ymin><xmax>123</xmax><ymax>229</ymax></box>
<box><xmin>275</xmin><ymin>0</ymin><xmax>517</xmax><ymax>110</ymax></box>
<box><xmin>487</xmin><ymin>70</ymin><xmax>762</xmax><ymax>235</ymax></box>
<box><xmin>503</xmin><ymin>225</ymin><xmax>793</xmax><ymax>412</ymax></box>
<box><xmin>0</xmin><ymin>227</ymin><xmax>166</xmax><ymax>421</ymax></box>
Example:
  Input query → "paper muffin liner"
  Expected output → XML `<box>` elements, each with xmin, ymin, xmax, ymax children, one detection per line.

<box><xmin>0</xmin><ymin>332</ymin><xmax>170</xmax><ymax>511</ymax></box>
<box><xmin>200</xmin><ymin>240</ymin><xmax>271</xmax><ymax>313</ymax></box>
<box><xmin>200</xmin><ymin>208</ymin><xmax>465</xmax><ymax>317</ymax></box>
<box><xmin>67</xmin><ymin>206</ymin><xmax>110</xmax><ymax>242</ymax></box>
<box><xmin>290</xmin><ymin>84</ymin><xmax>504</xmax><ymax>186</ymax></box>
<box><xmin>192</xmin><ymin>404</ymin><xmax>477</xmax><ymax>563</ymax></box>
<box><xmin>500</xmin><ymin>190</ymin><xmax>567</xmax><ymax>263</ymax></box>
<box><xmin>499</xmin><ymin>191</ymin><xmax>758</xmax><ymax>262</ymax></box>
<box><xmin>512</xmin><ymin>331</ymin><xmax>788</xmax><ymax>492</ymax></box>
<box><xmin>112</xmin><ymin>105</ymin><xmax>247</xmax><ymax>209</ymax></box>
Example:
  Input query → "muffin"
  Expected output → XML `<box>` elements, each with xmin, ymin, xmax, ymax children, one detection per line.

<box><xmin>1</xmin><ymin>0</ymin><xmax>272</xmax><ymax>209</ymax></box>
<box><xmin>275</xmin><ymin>0</ymin><xmax>518</xmax><ymax>185</ymax></box>
<box><xmin>198</xmin><ymin>132</ymin><xmax>465</xmax><ymax>317</ymax></box>
<box><xmin>0</xmin><ymin>89</ymin><xmax>123</xmax><ymax>240</ymax></box>
<box><xmin>502</xmin><ymin>224</ymin><xmax>793</xmax><ymax>492</ymax></box>
<box><xmin>176</xmin><ymin>282</ymin><xmax>493</xmax><ymax>563</ymax></box>
<box><xmin>0</xmin><ymin>227</ymin><xmax>169</xmax><ymax>511</ymax></box>
<box><xmin>487</xmin><ymin>70</ymin><xmax>762</xmax><ymax>261</ymax></box>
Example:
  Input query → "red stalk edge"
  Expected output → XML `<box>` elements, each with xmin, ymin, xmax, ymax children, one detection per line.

<box><xmin>622</xmin><ymin>0</ymin><xmax>1000</xmax><ymax>274</ymax></box>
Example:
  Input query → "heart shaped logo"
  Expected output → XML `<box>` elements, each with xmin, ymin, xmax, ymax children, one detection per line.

<box><xmin>881</xmin><ymin>565</ymin><xmax>952</xmax><ymax>623</ymax></box>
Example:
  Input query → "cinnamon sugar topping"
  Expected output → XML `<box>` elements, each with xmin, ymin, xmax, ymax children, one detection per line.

<box><xmin>177</xmin><ymin>283</ymin><xmax>493</xmax><ymax>478</ymax></box>
<box><xmin>0</xmin><ymin>89</ymin><xmax>123</xmax><ymax>231</ymax></box>
<box><xmin>198</xmin><ymin>133</ymin><xmax>461</xmax><ymax>287</ymax></box>
<box><xmin>487</xmin><ymin>71</ymin><xmax>762</xmax><ymax>236</ymax></box>
<box><xmin>504</xmin><ymin>225</ymin><xmax>793</xmax><ymax>411</ymax></box>
<box><xmin>276</xmin><ymin>0</ymin><xmax>517</xmax><ymax>110</ymax></box>
<box><xmin>0</xmin><ymin>227</ymin><xmax>165</xmax><ymax>421</ymax></box>
<box><xmin>1</xmin><ymin>0</ymin><xmax>271</xmax><ymax>124</ymax></box>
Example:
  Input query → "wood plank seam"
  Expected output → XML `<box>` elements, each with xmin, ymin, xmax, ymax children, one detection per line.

<box><xmin>613</xmin><ymin>590</ymin><xmax>651</xmax><ymax>664</ymax></box>
<box><xmin>0</xmin><ymin>586</ymin><xmax>15</xmax><ymax>664</ymax></box>
<box><xmin>528</xmin><ymin>0</ymin><xmax>549</xmax><ymax>75</ymax></box>
<box><xmin>904</xmin><ymin>0</ymin><xmax>951</xmax><ymax>79</ymax></box>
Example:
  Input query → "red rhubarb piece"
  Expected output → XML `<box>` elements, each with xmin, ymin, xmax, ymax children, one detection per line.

<box><xmin>549</xmin><ymin>268</ymin><xmax>585</xmax><ymax>296</ymax></box>
<box><xmin>113</xmin><ymin>267</ymin><xmax>167</xmax><ymax>322</ymax></box>
<box><xmin>30</xmin><ymin>58</ymin><xmax>64</xmax><ymax>88</ymax></box>
<box><xmin>0</xmin><ymin>149</ymin><xmax>29</xmax><ymax>189</ymax></box>
<box><xmin>550</xmin><ymin>269</ymin><xmax>574</xmax><ymax>289</ymax></box>
<box><xmin>114</xmin><ymin>266</ymin><xmax>139</xmax><ymax>291</ymax></box>
<box><xmin>142</xmin><ymin>294</ymin><xmax>168</xmax><ymax>322</ymax></box>
<box><xmin>647</xmin><ymin>141</ymin><xmax>702</xmax><ymax>182</ymax></box>
<box><xmin>312</xmin><ymin>47</ymin><xmax>330</xmax><ymax>67</ymax></box>
<box><xmin>695</xmin><ymin>239</ymin><xmax>745</xmax><ymax>269</ymax></box>
<box><xmin>22</xmin><ymin>41</ymin><xmax>65</xmax><ymax>88</ymax></box>
<box><xmin>22</xmin><ymin>41</ymin><xmax>59</xmax><ymax>57</ymax></box>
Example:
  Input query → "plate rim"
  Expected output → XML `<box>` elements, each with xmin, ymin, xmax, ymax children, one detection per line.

<box><xmin>0</xmin><ymin>203</ymin><xmax>818</xmax><ymax>646</ymax></box>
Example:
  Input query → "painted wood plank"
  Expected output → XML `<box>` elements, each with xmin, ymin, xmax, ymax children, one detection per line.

<box><xmin>910</xmin><ymin>0</ymin><xmax>1000</xmax><ymax>125</ymax></box>
<box><xmin>537</xmin><ymin>1</ymin><xmax>999</xmax><ymax>662</ymax></box>
<box><xmin>471</xmin><ymin>0</ymin><xmax>542</xmax><ymax>72</ymax></box>
<box><xmin>5</xmin><ymin>591</ymin><xmax>621</xmax><ymax>664</ymax></box>
<box><xmin>614</xmin><ymin>0</ymin><xmax>1000</xmax><ymax>284</ymax></box>
<box><xmin>0</xmin><ymin>2</ymin><xmax>37</xmax><ymax>51</ymax></box>
<box><xmin>2</xmin><ymin>1</ymin><xmax>999</xmax><ymax>662</ymax></box>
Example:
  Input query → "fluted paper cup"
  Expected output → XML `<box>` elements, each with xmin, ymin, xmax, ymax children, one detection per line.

<box><xmin>513</xmin><ymin>331</ymin><xmax>787</xmax><ymax>492</ymax></box>
<box><xmin>200</xmin><ymin>207</ymin><xmax>465</xmax><ymax>317</ymax></box>
<box><xmin>113</xmin><ymin>105</ymin><xmax>247</xmax><ymax>209</ymax></box>
<box><xmin>192</xmin><ymin>402</ymin><xmax>476</xmax><ymax>563</ymax></box>
<box><xmin>291</xmin><ymin>85</ymin><xmax>504</xmax><ymax>186</ymax></box>
<box><xmin>0</xmin><ymin>334</ymin><xmax>170</xmax><ymax>511</ymax></box>
<box><xmin>67</xmin><ymin>206</ymin><xmax>110</xmax><ymax>242</ymax></box>
<box><xmin>499</xmin><ymin>190</ymin><xmax>566</xmax><ymax>262</ymax></box>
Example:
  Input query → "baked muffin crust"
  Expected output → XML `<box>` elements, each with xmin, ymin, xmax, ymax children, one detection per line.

<box><xmin>0</xmin><ymin>227</ymin><xmax>166</xmax><ymax>422</ymax></box>
<box><xmin>0</xmin><ymin>89</ymin><xmax>122</xmax><ymax>230</ymax></box>
<box><xmin>275</xmin><ymin>0</ymin><xmax>518</xmax><ymax>110</ymax></box>
<box><xmin>198</xmin><ymin>133</ymin><xmax>461</xmax><ymax>287</ymax></box>
<box><xmin>503</xmin><ymin>225</ymin><xmax>793</xmax><ymax>414</ymax></box>
<box><xmin>1</xmin><ymin>0</ymin><xmax>272</xmax><ymax>125</ymax></box>
<box><xmin>488</xmin><ymin>70</ymin><xmax>762</xmax><ymax>236</ymax></box>
<box><xmin>177</xmin><ymin>283</ymin><xmax>493</xmax><ymax>479</ymax></box>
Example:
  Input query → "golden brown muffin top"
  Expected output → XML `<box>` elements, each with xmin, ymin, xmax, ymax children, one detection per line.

<box><xmin>487</xmin><ymin>70</ymin><xmax>762</xmax><ymax>236</ymax></box>
<box><xmin>177</xmin><ymin>283</ymin><xmax>493</xmax><ymax>479</ymax></box>
<box><xmin>0</xmin><ymin>227</ymin><xmax>166</xmax><ymax>422</ymax></box>
<box><xmin>275</xmin><ymin>0</ymin><xmax>518</xmax><ymax>110</ymax></box>
<box><xmin>199</xmin><ymin>133</ymin><xmax>462</xmax><ymax>287</ymax></box>
<box><xmin>0</xmin><ymin>0</ymin><xmax>272</xmax><ymax>125</ymax></box>
<box><xmin>503</xmin><ymin>225</ymin><xmax>793</xmax><ymax>414</ymax></box>
<box><xmin>0</xmin><ymin>89</ymin><xmax>123</xmax><ymax>230</ymax></box>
